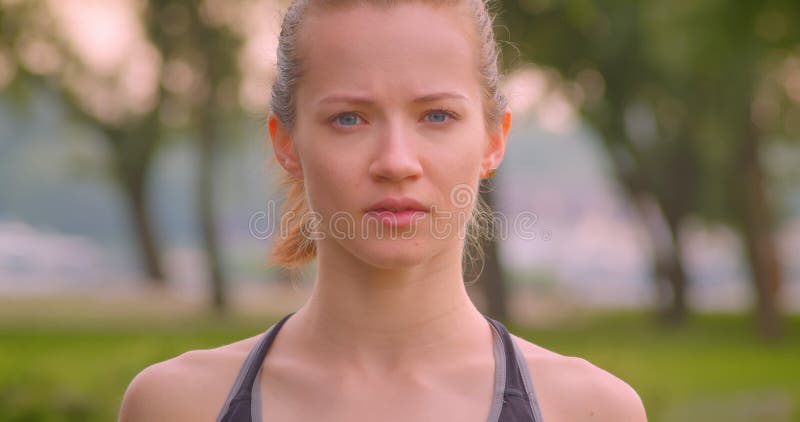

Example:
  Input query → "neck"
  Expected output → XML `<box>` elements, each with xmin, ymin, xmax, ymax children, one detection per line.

<box><xmin>286</xmin><ymin>239</ymin><xmax>491</xmax><ymax>376</ymax></box>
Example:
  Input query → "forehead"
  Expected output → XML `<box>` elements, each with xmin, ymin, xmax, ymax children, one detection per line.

<box><xmin>295</xmin><ymin>3</ymin><xmax>480</xmax><ymax>104</ymax></box>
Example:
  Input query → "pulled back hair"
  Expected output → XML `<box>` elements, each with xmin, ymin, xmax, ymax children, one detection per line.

<box><xmin>268</xmin><ymin>0</ymin><xmax>507</xmax><ymax>277</ymax></box>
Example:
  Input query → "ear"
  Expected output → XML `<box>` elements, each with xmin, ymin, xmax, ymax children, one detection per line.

<box><xmin>268</xmin><ymin>112</ymin><xmax>303</xmax><ymax>179</ymax></box>
<box><xmin>480</xmin><ymin>109</ymin><xmax>512</xmax><ymax>178</ymax></box>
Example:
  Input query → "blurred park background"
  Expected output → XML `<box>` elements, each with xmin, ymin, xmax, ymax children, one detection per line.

<box><xmin>1</xmin><ymin>0</ymin><xmax>799</xmax><ymax>420</ymax></box>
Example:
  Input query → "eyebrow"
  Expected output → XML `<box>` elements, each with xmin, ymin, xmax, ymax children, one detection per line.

<box><xmin>317</xmin><ymin>92</ymin><xmax>469</xmax><ymax>106</ymax></box>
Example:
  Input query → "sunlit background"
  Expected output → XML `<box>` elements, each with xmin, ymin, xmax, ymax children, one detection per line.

<box><xmin>1</xmin><ymin>0</ymin><xmax>799</xmax><ymax>421</ymax></box>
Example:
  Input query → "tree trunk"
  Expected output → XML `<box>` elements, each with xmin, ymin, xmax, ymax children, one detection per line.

<box><xmin>119</xmin><ymin>161</ymin><xmax>165</xmax><ymax>285</ymax></box>
<box><xmin>108</xmin><ymin>126</ymin><xmax>165</xmax><ymax>286</ymax></box>
<box><xmin>198</xmin><ymin>108</ymin><xmax>227</xmax><ymax>313</ymax></box>
<box><xmin>595</xmin><ymin>114</ymin><xmax>692</xmax><ymax>325</ymax></box>
<box><xmin>661</xmin><ymin>213</ymin><xmax>688</xmax><ymax>324</ymax></box>
<box><xmin>738</xmin><ymin>127</ymin><xmax>783</xmax><ymax>340</ymax></box>
<box><xmin>631</xmin><ymin>194</ymin><xmax>688</xmax><ymax>324</ymax></box>
<box><xmin>473</xmin><ymin>187</ymin><xmax>509</xmax><ymax>323</ymax></box>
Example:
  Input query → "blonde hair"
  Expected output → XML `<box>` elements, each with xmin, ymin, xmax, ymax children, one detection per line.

<box><xmin>268</xmin><ymin>0</ymin><xmax>506</xmax><ymax>277</ymax></box>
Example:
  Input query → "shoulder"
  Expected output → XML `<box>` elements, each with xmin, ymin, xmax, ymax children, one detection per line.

<box><xmin>118</xmin><ymin>335</ymin><xmax>261</xmax><ymax>422</ymax></box>
<box><xmin>510</xmin><ymin>334</ymin><xmax>647</xmax><ymax>422</ymax></box>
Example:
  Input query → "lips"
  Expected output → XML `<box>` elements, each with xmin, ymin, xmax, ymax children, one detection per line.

<box><xmin>365</xmin><ymin>197</ymin><xmax>429</xmax><ymax>213</ymax></box>
<box><xmin>364</xmin><ymin>198</ymin><xmax>429</xmax><ymax>228</ymax></box>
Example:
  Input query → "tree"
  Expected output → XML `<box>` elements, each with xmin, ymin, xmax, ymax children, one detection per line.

<box><xmin>498</xmin><ymin>0</ymin><xmax>799</xmax><ymax>337</ymax></box>
<box><xmin>144</xmin><ymin>0</ymin><xmax>247</xmax><ymax>312</ymax></box>
<box><xmin>1</xmin><ymin>0</ymin><xmax>168</xmax><ymax>285</ymax></box>
<box><xmin>497</xmin><ymin>0</ymin><xmax>696</xmax><ymax>324</ymax></box>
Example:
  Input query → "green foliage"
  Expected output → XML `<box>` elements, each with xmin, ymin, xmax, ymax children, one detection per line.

<box><xmin>498</xmin><ymin>0</ymin><xmax>800</xmax><ymax>221</ymax></box>
<box><xmin>497</xmin><ymin>0</ymin><xmax>799</xmax><ymax>335</ymax></box>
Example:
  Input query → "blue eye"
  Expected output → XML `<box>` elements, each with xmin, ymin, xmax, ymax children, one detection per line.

<box><xmin>335</xmin><ymin>113</ymin><xmax>361</xmax><ymax>127</ymax></box>
<box><xmin>425</xmin><ymin>109</ymin><xmax>455</xmax><ymax>123</ymax></box>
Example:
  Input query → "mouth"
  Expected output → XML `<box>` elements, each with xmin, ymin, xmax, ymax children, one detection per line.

<box><xmin>364</xmin><ymin>197</ymin><xmax>430</xmax><ymax>227</ymax></box>
<box><xmin>365</xmin><ymin>197</ymin><xmax>429</xmax><ymax>213</ymax></box>
<box><xmin>370</xmin><ymin>207</ymin><xmax>423</xmax><ymax>212</ymax></box>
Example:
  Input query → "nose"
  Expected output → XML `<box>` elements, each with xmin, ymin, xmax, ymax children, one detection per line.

<box><xmin>368</xmin><ymin>120</ymin><xmax>423</xmax><ymax>182</ymax></box>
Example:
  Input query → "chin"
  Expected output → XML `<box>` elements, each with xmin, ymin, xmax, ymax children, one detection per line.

<box><xmin>348</xmin><ymin>238</ymin><xmax>435</xmax><ymax>270</ymax></box>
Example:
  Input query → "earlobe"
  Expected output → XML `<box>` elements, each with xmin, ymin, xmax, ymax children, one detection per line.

<box><xmin>268</xmin><ymin>112</ymin><xmax>303</xmax><ymax>179</ymax></box>
<box><xmin>481</xmin><ymin>110</ymin><xmax>512</xmax><ymax>179</ymax></box>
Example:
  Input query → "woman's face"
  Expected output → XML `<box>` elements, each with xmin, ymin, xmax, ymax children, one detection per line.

<box><xmin>271</xmin><ymin>3</ymin><xmax>508</xmax><ymax>269</ymax></box>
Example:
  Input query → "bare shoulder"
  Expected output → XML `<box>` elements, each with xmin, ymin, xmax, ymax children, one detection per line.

<box><xmin>118</xmin><ymin>334</ymin><xmax>261</xmax><ymax>422</ymax></box>
<box><xmin>510</xmin><ymin>334</ymin><xmax>647</xmax><ymax>422</ymax></box>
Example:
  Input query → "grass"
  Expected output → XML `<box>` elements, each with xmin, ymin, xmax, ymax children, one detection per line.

<box><xmin>1</xmin><ymin>301</ymin><xmax>798</xmax><ymax>421</ymax></box>
<box><xmin>509</xmin><ymin>312</ymin><xmax>800</xmax><ymax>421</ymax></box>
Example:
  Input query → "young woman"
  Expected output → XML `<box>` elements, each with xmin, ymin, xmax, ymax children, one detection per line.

<box><xmin>119</xmin><ymin>1</ymin><xmax>647</xmax><ymax>421</ymax></box>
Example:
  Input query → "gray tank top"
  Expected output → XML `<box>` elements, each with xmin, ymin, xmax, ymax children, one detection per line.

<box><xmin>217</xmin><ymin>312</ymin><xmax>544</xmax><ymax>421</ymax></box>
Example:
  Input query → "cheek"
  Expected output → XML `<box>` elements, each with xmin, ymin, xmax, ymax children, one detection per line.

<box><xmin>429</xmin><ymin>135</ymin><xmax>484</xmax><ymax>179</ymax></box>
<box><xmin>298</xmin><ymin>142</ymin><xmax>364</xmax><ymax>211</ymax></box>
<box><xmin>426</xmin><ymin>144</ymin><xmax>483</xmax><ymax>213</ymax></box>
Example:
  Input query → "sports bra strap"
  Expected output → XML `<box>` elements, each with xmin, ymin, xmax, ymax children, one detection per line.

<box><xmin>217</xmin><ymin>312</ymin><xmax>543</xmax><ymax>421</ymax></box>
<box><xmin>217</xmin><ymin>312</ymin><xmax>295</xmax><ymax>422</ymax></box>
<box><xmin>484</xmin><ymin>316</ymin><xmax>543</xmax><ymax>422</ymax></box>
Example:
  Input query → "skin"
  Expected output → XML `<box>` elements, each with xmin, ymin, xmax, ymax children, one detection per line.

<box><xmin>119</xmin><ymin>3</ymin><xmax>647</xmax><ymax>422</ymax></box>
